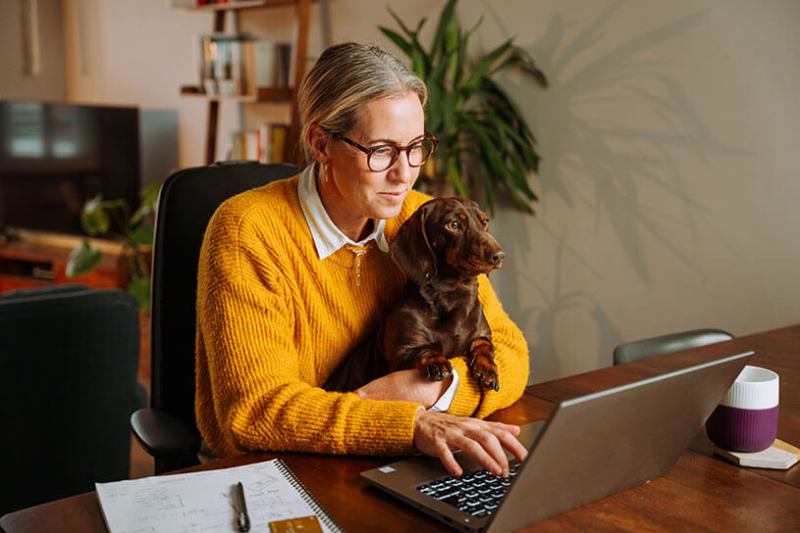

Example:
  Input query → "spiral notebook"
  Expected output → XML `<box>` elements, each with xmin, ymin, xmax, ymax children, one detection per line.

<box><xmin>95</xmin><ymin>459</ymin><xmax>342</xmax><ymax>533</ymax></box>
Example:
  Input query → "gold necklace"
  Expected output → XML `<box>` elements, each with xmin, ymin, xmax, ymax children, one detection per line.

<box><xmin>345</xmin><ymin>242</ymin><xmax>373</xmax><ymax>287</ymax></box>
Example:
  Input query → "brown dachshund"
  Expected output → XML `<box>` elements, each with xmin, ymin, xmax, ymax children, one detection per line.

<box><xmin>324</xmin><ymin>197</ymin><xmax>505</xmax><ymax>393</ymax></box>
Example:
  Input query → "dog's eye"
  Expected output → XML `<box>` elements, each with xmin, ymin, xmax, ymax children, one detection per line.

<box><xmin>446</xmin><ymin>220</ymin><xmax>462</xmax><ymax>231</ymax></box>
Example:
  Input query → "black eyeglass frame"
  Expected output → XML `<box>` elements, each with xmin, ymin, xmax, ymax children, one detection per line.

<box><xmin>330</xmin><ymin>132</ymin><xmax>439</xmax><ymax>172</ymax></box>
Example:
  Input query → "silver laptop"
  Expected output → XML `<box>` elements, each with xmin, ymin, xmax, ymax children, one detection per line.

<box><xmin>362</xmin><ymin>351</ymin><xmax>753</xmax><ymax>531</ymax></box>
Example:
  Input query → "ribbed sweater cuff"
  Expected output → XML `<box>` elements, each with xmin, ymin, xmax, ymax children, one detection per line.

<box><xmin>448</xmin><ymin>358</ymin><xmax>482</xmax><ymax>417</ymax></box>
<box><xmin>343</xmin><ymin>395</ymin><xmax>421</xmax><ymax>456</ymax></box>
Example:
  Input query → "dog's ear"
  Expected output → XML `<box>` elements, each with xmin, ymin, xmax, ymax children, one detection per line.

<box><xmin>391</xmin><ymin>201</ymin><xmax>437</xmax><ymax>286</ymax></box>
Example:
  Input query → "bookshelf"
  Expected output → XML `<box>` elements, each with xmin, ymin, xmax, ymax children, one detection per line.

<box><xmin>174</xmin><ymin>0</ymin><xmax>311</xmax><ymax>165</ymax></box>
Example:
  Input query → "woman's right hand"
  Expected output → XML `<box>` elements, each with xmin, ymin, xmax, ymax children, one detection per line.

<box><xmin>413</xmin><ymin>410</ymin><xmax>528</xmax><ymax>478</ymax></box>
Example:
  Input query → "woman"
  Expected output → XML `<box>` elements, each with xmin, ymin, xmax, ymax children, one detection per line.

<box><xmin>195</xmin><ymin>42</ymin><xmax>530</xmax><ymax>477</ymax></box>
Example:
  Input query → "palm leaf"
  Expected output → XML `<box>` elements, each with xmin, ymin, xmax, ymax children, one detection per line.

<box><xmin>379</xmin><ymin>27</ymin><xmax>413</xmax><ymax>56</ymax></box>
<box><xmin>382</xmin><ymin>0</ymin><xmax>544</xmax><ymax>214</ymax></box>
<box><xmin>431</xmin><ymin>0</ymin><xmax>458</xmax><ymax>63</ymax></box>
<box><xmin>461</xmin><ymin>39</ymin><xmax>513</xmax><ymax>94</ymax></box>
<box><xmin>387</xmin><ymin>6</ymin><xmax>418</xmax><ymax>38</ymax></box>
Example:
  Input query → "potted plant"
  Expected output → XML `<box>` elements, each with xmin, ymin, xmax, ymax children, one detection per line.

<box><xmin>380</xmin><ymin>0</ymin><xmax>547</xmax><ymax>213</ymax></box>
<box><xmin>66</xmin><ymin>181</ymin><xmax>162</xmax><ymax>310</ymax></box>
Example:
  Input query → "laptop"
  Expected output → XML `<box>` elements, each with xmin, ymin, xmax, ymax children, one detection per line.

<box><xmin>362</xmin><ymin>350</ymin><xmax>753</xmax><ymax>531</ymax></box>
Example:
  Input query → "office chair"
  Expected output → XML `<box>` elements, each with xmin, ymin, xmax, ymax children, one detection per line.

<box><xmin>0</xmin><ymin>285</ymin><xmax>142</xmax><ymax>515</ymax></box>
<box><xmin>130</xmin><ymin>161</ymin><xmax>300</xmax><ymax>474</ymax></box>
<box><xmin>613</xmin><ymin>328</ymin><xmax>734</xmax><ymax>366</ymax></box>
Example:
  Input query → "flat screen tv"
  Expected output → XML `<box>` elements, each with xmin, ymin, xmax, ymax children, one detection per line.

<box><xmin>0</xmin><ymin>100</ymin><xmax>141</xmax><ymax>236</ymax></box>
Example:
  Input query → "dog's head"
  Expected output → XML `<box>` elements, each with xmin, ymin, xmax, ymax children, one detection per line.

<box><xmin>391</xmin><ymin>197</ymin><xmax>505</xmax><ymax>286</ymax></box>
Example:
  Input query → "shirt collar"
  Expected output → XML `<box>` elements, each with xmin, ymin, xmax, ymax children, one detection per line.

<box><xmin>297</xmin><ymin>164</ymin><xmax>389</xmax><ymax>260</ymax></box>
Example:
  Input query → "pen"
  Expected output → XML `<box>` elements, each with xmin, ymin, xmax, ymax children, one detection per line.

<box><xmin>233</xmin><ymin>481</ymin><xmax>251</xmax><ymax>532</ymax></box>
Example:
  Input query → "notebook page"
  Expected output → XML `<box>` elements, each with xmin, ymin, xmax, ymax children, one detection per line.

<box><xmin>95</xmin><ymin>459</ymin><xmax>338</xmax><ymax>533</ymax></box>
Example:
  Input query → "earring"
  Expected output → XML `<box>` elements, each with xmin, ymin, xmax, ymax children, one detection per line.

<box><xmin>320</xmin><ymin>161</ymin><xmax>329</xmax><ymax>183</ymax></box>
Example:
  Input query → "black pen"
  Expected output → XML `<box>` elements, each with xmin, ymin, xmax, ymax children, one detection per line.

<box><xmin>233</xmin><ymin>481</ymin><xmax>251</xmax><ymax>532</ymax></box>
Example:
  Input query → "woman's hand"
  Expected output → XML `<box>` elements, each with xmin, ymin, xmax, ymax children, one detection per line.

<box><xmin>413</xmin><ymin>410</ymin><xmax>528</xmax><ymax>477</ymax></box>
<box><xmin>355</xmin><ymin>369</ymin><xmax>452</xmax><ymax>409</ymax></box>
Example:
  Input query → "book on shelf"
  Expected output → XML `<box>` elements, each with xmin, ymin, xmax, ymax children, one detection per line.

<box><xmin>245</xmin><ymin>40</ymin><xmax>292</xmax><ymax>88</ymax></box>
<box><xmin>199</xmin><ymin>33</ymin><xmax>257</xmax><ymax>96</ymax></box>
<box><xmin>199</xmin><ymin>35</ymin><xmax>291</xmax><ymax>97</ymax></box>
<box><xmin>229</xmin><ymin>123</ymin><xmax>289</xmax><ymax>163</ymax></box>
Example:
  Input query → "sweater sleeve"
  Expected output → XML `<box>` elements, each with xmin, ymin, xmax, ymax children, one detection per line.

<box><xmin>446</xmin><ymin>275</ymin><xmax>530</xmax><ymax>419</ymax></box>
<box><xmin>196</xmin><ymin>209</ymin><xmax>421</xmax><ymax>457</ymax></box>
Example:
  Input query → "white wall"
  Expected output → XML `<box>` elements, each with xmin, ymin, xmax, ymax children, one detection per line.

<box><xmin>59</xmin><ymin>0</ymin><xmax>800</xmax><ymax>383</ymax></box>
<box><xmin>0</xmin><ymin>0</ymin><xmax>66</xmax><ymax>100</ymax></box>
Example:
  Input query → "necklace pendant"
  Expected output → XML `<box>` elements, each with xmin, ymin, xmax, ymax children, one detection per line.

<box><xmin>346</xmin><ymin>243</ymin><xmax>371</xmax><ymax>287</ymax></box>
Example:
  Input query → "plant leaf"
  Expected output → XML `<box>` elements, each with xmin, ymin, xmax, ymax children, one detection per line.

<box><xmin>131</xmin><ymin>180</ymin><xmax>162</xmax><ymax>225</ymax></box>
<box><xmin>431</xmin><ymin>0</ymin><xmax>458</xmax><ymax>64</ymax></box>
<box><xmin>80</xmin><ymin>195</ymin><xmax>110</xmax><ymax>236</ymax></box>
<box><xmin>461</xmin><ymin>39</ymin><xmax>513</xmax><ymax>94</ymax></box>
<box><xmin>379</xmin><ymin>27</ymin><xmax>413</xmax><ymax>56</ymax></box>
<box><xmin>128</xmin><ymin>275</ymin><xmax>151</xmax><ymax>311</ymax></box>
<box><xmin>129</xmin><ymin>224</ymin><xmax>154</xmax><ymax>246</ymax></box>
<box><xmin>387</xmin><ymin>6</ymin><xmax>417</xmax><ymax>38</ymax></box>
<box><xmin>447</xmin><ymin>152</ymin><xmax>468</xmax><ymax>197</ymax></box>
<box><xmin>66</xmin><ymin>239</ymin><xmax>102</xmax><ymax>278</ymax></box>
<box><xmin>496</xmin><ymin>46</ymin><xmax>548</xmax><ymax>88</ymax></box>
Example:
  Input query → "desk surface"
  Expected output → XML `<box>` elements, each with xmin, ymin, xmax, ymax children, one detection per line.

<box><xmin>3</xmin><ymin>324</ymin><xmax>800</xmax><ymax>532</ymax></box>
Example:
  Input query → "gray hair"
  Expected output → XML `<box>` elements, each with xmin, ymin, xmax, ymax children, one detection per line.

<box><xmin>298</xmin><ymin>42</ymin><xmax>428</xmax><ymax>162</ymax></box>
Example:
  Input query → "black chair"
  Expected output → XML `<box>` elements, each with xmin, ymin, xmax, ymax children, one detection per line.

<box><xmin>130</xmin><ymin>161</ymin><xmax>299</xmax><ymax>474</ymax></box>
<box><xmin>0</xmin><ymin>285</ymin><xmax>142</xmax><ymax>515</ymax></box>
<box><xmin>613</xmin><ymin>328</ymin><xmax>734</xmax><ymax>366</ymax></box>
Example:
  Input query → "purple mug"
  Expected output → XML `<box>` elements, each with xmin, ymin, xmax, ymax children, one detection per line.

<box><xmin>707</xmin><ymin>365</ymin><xmax>779</xmax><ymax>453</ymax></box>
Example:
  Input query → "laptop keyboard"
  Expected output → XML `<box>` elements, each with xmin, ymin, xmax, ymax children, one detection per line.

<box><xmin>416</xmin><ymin>462</ymin><xmax>522</xmax><ymax>518</ymax></box>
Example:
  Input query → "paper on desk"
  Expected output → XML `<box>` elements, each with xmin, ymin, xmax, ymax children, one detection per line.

<box><xmin>95</xmin><ymin>459</ymin><xmax>338</xmax><ymax>533</ymax></box>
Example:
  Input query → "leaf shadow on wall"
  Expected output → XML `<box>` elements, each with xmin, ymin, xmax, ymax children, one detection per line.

<box><xmin>484</xmin><ymin>1</ymin><xmax>752</xmax><ymax>380</ymax></box>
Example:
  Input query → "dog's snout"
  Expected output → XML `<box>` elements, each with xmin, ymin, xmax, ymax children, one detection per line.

<box><xmin>490</xmin><ymin>250</ymin><xmax>506</xmax><ymax>265</ymax></box>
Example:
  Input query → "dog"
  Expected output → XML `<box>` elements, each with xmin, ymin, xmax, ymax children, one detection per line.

<box><xmin>323</xmin><ymin>197</ymin><xmax>505</xmax><ymax>393</ymax></box>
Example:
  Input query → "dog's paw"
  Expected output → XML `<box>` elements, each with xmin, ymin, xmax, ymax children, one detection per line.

<box><xmin>417</xmin><ymin>355</ymin><xmax>453</xmax><ymax>381</ymax></box>
<box><xmin>469</xmin><ymin>357</ymin><xmax>500</xmax><ymax>392</ymax></box>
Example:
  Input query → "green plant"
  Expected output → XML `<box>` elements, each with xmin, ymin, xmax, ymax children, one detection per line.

<box><xmin>66</xmin><ymin>181</ymin><xmax>162</xmax><ymax>309</ymax></box>
<box><xmin>380</xmin><ymin>0</ymin><xmax>547</xmax><ymax>213</ymax></box>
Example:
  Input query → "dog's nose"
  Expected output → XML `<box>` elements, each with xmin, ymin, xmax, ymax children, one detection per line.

<box><xmin>490</xmin><ymin>250</ymin><xmax>506</xmax><ymax>265</ymax></box>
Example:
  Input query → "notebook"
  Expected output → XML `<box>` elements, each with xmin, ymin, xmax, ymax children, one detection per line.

<box><xmin>96</xmin><ymin>458</ymin><xmax>342</xmax><ymax>533</ymax></box>
<box><xmin>361</xmin><ymin>350</ymin><xmax>753</xmax><ymax>532</ymax></box>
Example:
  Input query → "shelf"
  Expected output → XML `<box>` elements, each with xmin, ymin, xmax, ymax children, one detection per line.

<box><xmin>180</xmin><ymin>85</ymin><xmax>292</xmax><ymax>103</ymax></box>
<box><xmin>177</xmin><ymin>0</ymin><xmax>299</xmax><ymax>11</ymax></box>
<box><xmin>175</xmin><ymin>0</ymin><xmax>310</xmax><ymax>165</ymax></box>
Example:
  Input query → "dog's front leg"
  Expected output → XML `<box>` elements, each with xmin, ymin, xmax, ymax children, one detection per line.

<box><xmin>468</xmin><ymin>337</ymin><xmax>499</xmax><ymax>392</ymax></box>
<box><xmin>414</xmin><ymin>348</ymin><xmax>453</xmax><ymax>381</ymax></box>
<box><xmin>391</xmin><ymin>342</ymin><xmax>452</xmax><ymax>382</ymax></box>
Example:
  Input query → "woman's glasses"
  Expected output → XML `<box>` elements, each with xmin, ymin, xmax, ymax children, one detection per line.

<box><xmin>333</xmin><ymin>133</ymin><xmax>438</xmax><ymax>172</ymax></box>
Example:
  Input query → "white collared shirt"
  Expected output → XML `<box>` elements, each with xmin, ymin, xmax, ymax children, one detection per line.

<box><xmin>297</xmin><ymin>164</ymin><xmax>389</xmax><ymax>259</ymax></box>
<box><xmin>297</xmin><ymin>164</ymin><xmax>459</xmax><ymax>411</ymax></box>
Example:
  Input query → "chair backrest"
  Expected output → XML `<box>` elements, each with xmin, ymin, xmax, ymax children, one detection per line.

<box><xmin>149</xmin><ymin>162</ymin><xmax>299</xmax><ymax>442</ymax></box>
<box><xmin>0</xmin><ymin>287</ymin><xmax>141</xmax><ymax>515</ymax></box>
<box><xmin>613</xmin><ymin>328</ymin><xmax>734</xmax><ymax>365</ymax></box>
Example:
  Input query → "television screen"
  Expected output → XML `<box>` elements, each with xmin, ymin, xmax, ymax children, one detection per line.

<box><xmin>0</xmin><ymin>100</ymin><xmax>140</xmax><ymax>235</ymax></box>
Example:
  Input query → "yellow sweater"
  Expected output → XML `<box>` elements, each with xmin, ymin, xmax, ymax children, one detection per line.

<box><xmin>196</xmin><ymin>175</ymin><xmax>530</xmax><ymax>458</ymax></box>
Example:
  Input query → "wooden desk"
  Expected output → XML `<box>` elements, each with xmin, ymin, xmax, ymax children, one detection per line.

<box><xmin>3</xmin><ymin>325</ymin><xmax>800</xmax><ymax>532</ymax></box>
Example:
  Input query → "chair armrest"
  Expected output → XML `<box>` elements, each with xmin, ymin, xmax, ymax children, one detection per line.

<box><xmin>130</xmin><ymin>408</ymin><xmax>201</xmax><ymax>458</ymax></box>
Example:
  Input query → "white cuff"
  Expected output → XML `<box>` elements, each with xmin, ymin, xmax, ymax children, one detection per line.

<box><xmin>428</xmin><ymin>367</ymin><xmax>460</xmax><ymax>412</ymax></box>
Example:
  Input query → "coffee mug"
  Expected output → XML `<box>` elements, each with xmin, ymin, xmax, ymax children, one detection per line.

<box><xmin>706</xmin><ymin>365</ymin><xmax>779</xmax><ymax>452</ymax></box>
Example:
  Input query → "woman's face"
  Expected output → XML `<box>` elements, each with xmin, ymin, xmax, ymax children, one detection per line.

<box><xmin>322</xmin><ymin>91</ymin><xmax>426</xmax><ymax>231</ymax></box>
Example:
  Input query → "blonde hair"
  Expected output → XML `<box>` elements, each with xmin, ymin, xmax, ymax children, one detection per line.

<box><xmin>298</xmin><ymin>42</ymin><xmax>428</xmax><ymax>162</ymax></box>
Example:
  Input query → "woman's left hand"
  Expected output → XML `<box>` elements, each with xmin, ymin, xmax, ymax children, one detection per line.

<box><xmin>355</xmin><ymin>368</ymin><xmax>452</xmax><ymax>409</ymax></box>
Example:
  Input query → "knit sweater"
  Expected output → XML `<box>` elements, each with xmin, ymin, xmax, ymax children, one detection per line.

<box><xmin>195</xmin><ymin>175</ymin><xmax>530</xmax><ymax>458</ymax></box>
